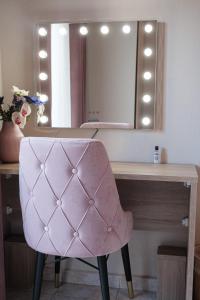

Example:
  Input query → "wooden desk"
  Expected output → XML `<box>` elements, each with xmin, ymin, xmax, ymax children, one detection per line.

<box><xmin>0</xmin><ymin>162</ymin><xmax>198</xmax><ymax>300</ymax></box>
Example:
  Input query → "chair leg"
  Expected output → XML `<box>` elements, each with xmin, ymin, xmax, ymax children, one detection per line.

<box><xmin>32</xmin><ymin>252</ymin><xmax>45</xmax><ymax>300</ymax></box>
<box><xmin>55</xmin><ymin>256</ymin><xmax>61</xmax><ymax>288</ymax></box>
<box><xmin>97</xmin><ymin>256</ymin><xmax>110</xmax><ymax>300</ymax></box>
<box><xmin>121</xmin><ymin>244</ymin><xmax>134</xmax><ymax>299</ymax></box>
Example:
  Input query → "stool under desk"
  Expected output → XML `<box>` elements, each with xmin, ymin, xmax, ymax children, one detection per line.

<box><xmin>0</xmin><ymin>162</ymin><xmax>198</xmax><ymax>300</ymax></box>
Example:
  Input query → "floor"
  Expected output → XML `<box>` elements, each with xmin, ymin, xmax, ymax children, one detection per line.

<box><xmin>7</xmin><ymin>281</ymin><xmax>156</xmax><ymax>300</ymax></box>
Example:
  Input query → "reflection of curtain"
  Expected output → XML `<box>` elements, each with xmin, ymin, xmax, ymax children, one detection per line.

<box><xmin>69</xmin><ymin>24</ymin><xmax>86</xmax><ymax>128</ymax></box>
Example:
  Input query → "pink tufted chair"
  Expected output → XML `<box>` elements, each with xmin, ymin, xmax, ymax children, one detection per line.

<box><xmin>19</xmin><ymin>137</ymin><xmax>134</xmax><ymax>300</ymax></box>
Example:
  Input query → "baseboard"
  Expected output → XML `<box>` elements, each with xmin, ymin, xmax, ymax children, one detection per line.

<box><xmin>44</xmin><ymin>265</ymin><xmax>157</xmax><ymax>292</ymax></box>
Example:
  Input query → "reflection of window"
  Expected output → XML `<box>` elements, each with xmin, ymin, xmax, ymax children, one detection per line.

<box><xmin>51</xmin><ymin>23</ymin><xmax>71</xmax><ymax>127</ymax></box>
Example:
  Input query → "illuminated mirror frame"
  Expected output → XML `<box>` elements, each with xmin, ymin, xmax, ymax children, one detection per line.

<box><xmin>135</xmin><ymin>21</ymin><xmax>164</xmax><ymax>129</ymax></box>
<box><xmin>35</xmin><ymin>21</ymin><xmax>164</xmax><ymax>130</ymax></box>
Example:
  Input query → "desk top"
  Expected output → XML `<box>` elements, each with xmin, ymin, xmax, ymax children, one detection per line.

<box><xmin>0</xmin><ymin>162</ymin><xmax>198</xmax><ymax>183</ymax></box>
<box><xmin>111</xmin><ymin>162</ymin><xmax>198</xmax><ymax>183</ymax></box>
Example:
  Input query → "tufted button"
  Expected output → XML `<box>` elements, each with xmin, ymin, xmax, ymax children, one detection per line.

<box><xmin>30</xmin><ymin>191</ymin><xmax>34</xmax><ymax>197</ymax></box>
<box><xmin>89</xmin><ymin>199</ymin><xmax>95</xmax><ymax>205</ymax></box>
<box><xmin>44</xmin><ymin>226</ymin><xmax>49</xmax><ymax>232</ymax></box>
<box><xmin>107</xmin><ymin>226</ymin><xmax>112</xmax><ymax>232</ymax></box>
<box><xmin>73</xmin><ymin>231</ymin><xmax>79</xmax><ymax>237</ymax></box>
<box><xmin>40</xmin><ymin>164</ymin><xmax>45</xmax><ymax>170</ymax></box>
<box><xmin>56</xmin><ymin>200</ymin><xmax>62</xmax><ymax>206</ymax></box>
<box><xmin>72</xmin><ymin>168</ymin><xmax>78</xmax><ymax>174</ymax></box>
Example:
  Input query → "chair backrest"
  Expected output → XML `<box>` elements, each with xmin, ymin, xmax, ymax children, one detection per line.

<box><xmin>19</xmin><ymin>137</ymin><xmax>127</xmax><ymax>258</ymax></box>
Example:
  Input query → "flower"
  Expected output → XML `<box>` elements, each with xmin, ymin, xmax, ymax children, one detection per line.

<box><xmin>12</xmin><ymin>86</ymin><xmax>29</xmax><ymax>96</ymax></box>
<box><xmin>11</xmin><ymin>112</ymin><xmax>26</xmax><ymax>128</ymax></box>
<box><xmin>24</xmin><ymin>95</ymin><xmax>45</xmax><ymax>106</ymax></box>
<box><xmin>0</xmin><ymin>86</ymin><xmax>46</xmax><ymax>127</ymax></box>
<box><xmin>20</xmin><ymin>103</ymin><xmax>31</xmax><ymax>117</ymax></box>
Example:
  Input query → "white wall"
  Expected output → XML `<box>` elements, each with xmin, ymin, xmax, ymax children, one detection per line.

<box><xmin>0</xmin><ymin>0</ymin><xmax>200</xmax><ymax>282</ymax></box>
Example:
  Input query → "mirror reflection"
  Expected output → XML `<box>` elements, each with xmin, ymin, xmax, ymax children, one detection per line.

<box><xmin>37</xmin><ymin>21</ymin><xmax>138</xmax><ymax>128</ymax></box>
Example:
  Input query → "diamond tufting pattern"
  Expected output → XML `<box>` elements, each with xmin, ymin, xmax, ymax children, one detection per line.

<box><xmin>19</xmin><ymin>137</ymin><xmax>133</xmax><ymax>257</ymax></box>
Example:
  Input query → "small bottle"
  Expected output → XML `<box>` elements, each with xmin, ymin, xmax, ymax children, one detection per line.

<box><xmin>153</xmin><ymin>146</ymin><xmax>160</xmax><ymax>164</ymax></box>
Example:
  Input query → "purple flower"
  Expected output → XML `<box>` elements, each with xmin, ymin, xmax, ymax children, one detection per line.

<box><xmin>24</xmin><ymin>96</ymin><xmax>45</xmax><ymax>106</ymax></box>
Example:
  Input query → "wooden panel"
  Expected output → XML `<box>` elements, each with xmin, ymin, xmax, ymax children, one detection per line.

<box><xmin>135</xmin><ymin>21</ymin><xmax>165</xmax><ymax>130</ymax></box>
<box><xmin>37</xmin><ymin>23</ymin><xmax>52</xmax><ymax>127</ymax></box>
<box><xmin>111</xmin><ymin>162</ymin><xmax>198</xmax><ymax>183</ymax></box>
<box><xmin>194</xmin><ymin>246</ymin><xmax>200</xmax><ymax>300</ymax></box>
<box><xmin>2</xmin><ymin>175</ymin><xmax>23</xmax><ymax>237</ymax></box>
<box><xmin>5</xmin><ymin>236</ymin><xmax>36</xmax><ymax>288</ymax></box>
<box><xmin>0</xmin><ymin>163</ymin><xmax>19</xmax><ymax>175</ymax></box>
<box><xmin>155</xmin><ymin>23</ymin><xmax>165</xmax><ymax>130</ymax></box>
<box><xmin>116</xmin><ymin>179</ymin><xmax>190</xmax><ymax>231</ymax></box>
<box><xmin>135</xmin><ymin>21</ymin><xmax>157</xmax><ymax>129</ymax></box>
<box><xmin>157</xmin><ymin>248</ymin><xmax>187</xmax><ymax>300</ymax></box>
<box><xmin>0</xmin><ymin>176</ymin><xmax>6</xmax><ymax>299</ymax></box>
<box><xmin>186</xmin><ymin>181</ymin><xmax>198</xmax><ymax>300</ymax></box>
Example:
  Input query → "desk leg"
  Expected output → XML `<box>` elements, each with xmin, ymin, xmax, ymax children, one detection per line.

<box><xmin>0</xmin><ymin>175</ymin><xmax>6</xmax><ymax>299</ymax></box>
<box><xmin>186</xmin><ymin>181</ymin><xmax>198</xmax><ymax>300</ymax></box>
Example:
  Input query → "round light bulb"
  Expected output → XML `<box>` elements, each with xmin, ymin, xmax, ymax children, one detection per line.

<box><xmin>39</xmin><ymin>72</ymin><xmax>48</xmax><ymax>81</ymax></box>
<box><xmin>39</xmin><ymin>50</ymin><xmax>48</xmax><ymax>59</ymax></box>
<box><xmin>100</xmin><ymin>25</ymin><xmax>110</xmax><ymax>35</ymax></box>
<box><xmin>142</xmin><ymin>94</ymin><xmax>152</xmax><ymax>103</ymax></box>
<box><xmin>142</xmin><ymin>117</ymin><xmax>151</xmax><ymax>126</ymax></box>
<box><xmin>122</xmin><ymin>24</ymin><xmax>131</xmax><ymax>34</ymax></box>
<box><xmin>79</xmin><ymin>26</ymin><xmax>88</xmax><ymax>36</ymax></box>
<box><xmin>59</xmin><ymin>27</ymin><xmax>68</xmax><ymax>36</ymax></box>
<box><xmin>40</xmin><ymin>115</ymin><xmax>49</xmax><ymax>124</ymax></box>
<box><xmin>144</xmin><ymin>24</ymin><xmax>153</xmax><ymax>33</ymax></box>
<box><xmin>40</xmin><ymin>94</ymin><xmax>48</xmax><ymax>102</ymax></box>
<box><xmin>143</xmin><ymin>71</ymin><xmax>152</xmax><ymax>80</ymax></box>
<box><xmin>38</xmin><ymin>27</ymin><xmax>47</xmax><ymax>37</ymax></box>
<box><xmin>144</xmin><ymin>48</ymin><xmax>153</xmax><ymax>57</ymax></box>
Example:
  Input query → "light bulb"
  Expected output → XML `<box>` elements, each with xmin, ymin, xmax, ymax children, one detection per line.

<box><xmin>142</xmin><ymin>117</ymin><xmax>151</xmax><ymax>126</ymax></box>
<box><xmin>39</xmin><ymin>50</ymin><xmax>48</xmax><ymax>59</ymax></box>
<box><xmin>144</xmin><ymin>48</ymin><xmax>153</xmax><ymax>57</ymax></box>
<box><xmin>38</xmin><ymin>27</ymin><xmax>47</xmax><ymax>37</ymax></box>
<box><xmin>100</xmin><ymin>25</ymin><xmax>110</xmax><ymax>35</ymax></box>
<box><xmin>40</xmin><ymin>94</ymin><xmax>48</xmax><ymax>102</ymax></box>
<box><xmin>79</xmin><ymin>26</ymin><xmax>88</xmax><ymax>36</ymax></box>
<box><xmin>39</xmin><ymin>72</ymin><xmax>48</xmax><ymax>81</ymax></box>
<box><xmin>122</xmin><ymin>24</ymin><xmax>131</xmax><ymax>34</ymax></box>
<box><xmin>40</xmin><ymin>115</ymin><xmax>49</xmax><ymax>124</ymax></box>
<box><xmin>142</xmin><ymin>94</ymin><xmax>152</xmax><ymax>103</ymax></box>
<box><xmin>59</xmin><ymin>27</ymin><xmax>68</xmax><ymax>36</ymax></box>
<box><xmin>144</xmin><ymin>24</ymin><xmax>153</xmax><ymax>33</ymax></box>
<box><xmin>143</xmin><ymin>71</ymin><xmax>152</xmax><ymax>80</ymax></box>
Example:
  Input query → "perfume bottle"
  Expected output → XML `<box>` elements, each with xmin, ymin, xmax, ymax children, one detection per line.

<box><xmin>153</xmin><ymin>146</ymin><xmax>160</xmax><ymax>164</ymax></box>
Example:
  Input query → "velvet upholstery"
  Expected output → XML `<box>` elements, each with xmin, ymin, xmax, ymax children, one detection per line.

<box><xmin>19</xmin><ymin>137</ymin><xmax>133</xmax><ymax>258</ymax></box>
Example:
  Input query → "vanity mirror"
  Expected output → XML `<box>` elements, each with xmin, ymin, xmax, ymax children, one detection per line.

<box><xmin>35</xmin><ymin>20</ymin><xmax>164</xmax><ymax>130</ymax></box>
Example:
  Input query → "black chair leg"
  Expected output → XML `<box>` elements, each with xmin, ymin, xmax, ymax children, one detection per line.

<box><xmin>97</xmin><ymin>256</ymin><xmax>110</xmax><ymax>300</ymax></box>
<box><xmin>121</xmin><ymin>244</ymin><xmax>134</xmax><ymax>299</ymax></box>
<box><xmin>55</xmin><ymin>256</ymin><xmax>61</xmax><ymax>288</ymax></box>
<box><xmin>32</xmin><ymin>252</ymin><xmax>45</xmax><ymax>300</ymax></box>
